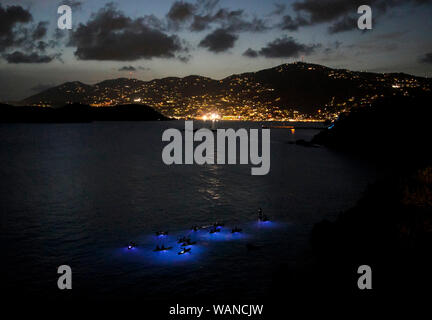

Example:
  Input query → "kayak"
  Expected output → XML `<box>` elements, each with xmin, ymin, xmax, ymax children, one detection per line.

<box><xmin>178</xmin><ymin>248</ymin><xmax>191</xmax><ymax>255</ymax></box>
<box><xmin>153</xmin><ymin>246</ymin><xmax>173</xmax><ymax>252</ymax></box>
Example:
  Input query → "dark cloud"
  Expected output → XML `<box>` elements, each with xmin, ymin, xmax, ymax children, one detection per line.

<box><xmin>167</xmin><ymin>1</ymin><xmax>196</xmax><ymax>22</ymax></box>
<box><xmin>199</xmin><ymin>28</ymin><xmax>238</xmax><ymax>53</ymax></box>
<box><xmin>292</xmin><ymin>0</ymin><xmax>364</xmax><ymax>24</ymax></box>
<box><xmin>68</xmin><ymin>4</ymin><xmax>184</xmax><ymax>61</ymax></box>
<box><xmin>373</xmin><ymin>0</ymin><xmax>432</xmax><ymax>13</ymax></box>
<box><xmin>190</xmin><ymin>14</ymin><xmax>211</xmax><ymax>31</ymax></box>
<box><xmin>166</xmin><ymin>1</ymin><xmax>197</xmax><ymax>31</ymax></box>
<box><xmin>283</xmin><ymin>0</ymin><xmax>432</xmax><ymax>33</ymax></box>
<box><xmin>419</xmin><ymin>52</ymin><xmax>432</xmax><ymax>64</ymax></box>
<box><xmin>279</xmin><ymin>14</ymin><xmax>309</xmax><ymax>31</ymax></box>
<box><xmin>32</xmin><ymin>21</ymin><xmax>48</xmax><ymax>40</ymax></box>
<box><xmin>165</xmin><ymin>0</ymin><xmax>270</xmax><ymax>33</ymax></box>
<box><xmin>141</xmin><ymin>14</ymin><xmax>166</xmax><ymax>30</ymax></box>
<box><xmin>0</xmin><ymin>4</ymin><xmax>33</xmax><ymax>51</ymax></box>
<box><xmin>208</xmin><ymin>8</ymin><xmax>269</xmax><ymax>32</ymax></box>
<box><xmin>225</xmin><ymin>15</ymin><xmax>269</xmax><ymax>32</ymax></box>
<box><xmin>178</xmin><ymin>54</ymin><xmax>192</xmax><ymax>62</ymax></box>
<box><xmin>36</xmin><ymin>41</ymin><xmax>48</xmax><ymax>52</ymax></box>
<box><xmin>62</xmin><ymin>0</ymin><xmax>83</xmax><ymax>10</ymax></box>
<box><xmin>196</xmin><ymin>0</ymin><xmax>220</xmax><ymax>13</ymax></box>
<box><xmin>248</xmin><ymin>36</ymin><xmax>320</xmax><ymax>58</ymax></box>
<box><xmin>3</xmin><ymin>51</ymin><xmax>57</xmax><ymax>63</ymax></box>
<box><xmin>328</xmin><ymin>15</ymin><xmax>358</xmax><ymax>33</ymax></box>
<box><xmin>0</xmin><ymin>4</ymin><xmax>62</xmax><ymax>63</ymax></box>
<box><xmin>210</xmin><ymin>8</ymin><xmax>243</xmax><ymax>30</ymax></box>
<box><xmin>119</xmin><ymin>65</ymin><xmax>136</xmax><ymax>71</ymax></box>
<box><xmin>243</xmin><ymin>48</ymin><xmax>258</xmax><ymax>58</ymax></box>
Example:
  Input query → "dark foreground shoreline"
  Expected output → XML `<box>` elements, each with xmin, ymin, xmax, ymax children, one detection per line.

<box><xmin>278</xmin><ymin>92</ymin><xmax>432</xmax><ymax>308</ymax></box>
<box><xmin>0</xmin><ymin>103</ymin><xmax>170</xmax><ymax>123</ymax></box>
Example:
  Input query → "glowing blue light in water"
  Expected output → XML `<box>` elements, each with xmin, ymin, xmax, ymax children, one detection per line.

<box><xmin>151</xmin><ymin>243</ymin><xmax>205</xmax><ymax>265</ymax></box>
<box><xmin>116</xmin><ymin>221</ymin><xmax>282</xmax><ymax>265</ymax></box>
<box><xmin>200</xmin><ymin>227</ymin><xmax>249</xmax><ymax>242</ymax></box>
<box><xmin>115</xmin><ymin>240</ymin><xmax>204</xmax><ymax>266</ymax></box>
<box><xmin>253</xmin><ymin>220</ymin><xmax>282</xmax><ymax>230</ymax></box>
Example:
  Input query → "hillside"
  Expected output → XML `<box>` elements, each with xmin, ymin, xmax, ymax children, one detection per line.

<box><xmin>21</xmin><ymin>62</ymin><xmax>432</xmax><ymax>120</ymax></box>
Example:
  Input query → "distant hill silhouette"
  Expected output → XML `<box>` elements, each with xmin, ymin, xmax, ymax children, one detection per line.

<box><xmin>0</xmin><ymin>103</ymin><xmax>169</xmax><ymax>123</ymax></box>
<box><xmin>20</xmin><ymin>62</ymin><xmax>432</xmax><ymax>115</ymax></box>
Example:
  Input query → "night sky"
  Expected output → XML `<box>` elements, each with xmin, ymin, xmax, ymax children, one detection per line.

<box><xmin>1</xmin><ymin>0</ymin><xmax>431</xmax><ymax>101</ymax></box>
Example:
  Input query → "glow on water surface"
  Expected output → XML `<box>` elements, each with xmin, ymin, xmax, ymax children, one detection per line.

<box><xmin>115</xmin><ymin>220</ymin><xmax>282</xmax><ymax>265</ymax></box>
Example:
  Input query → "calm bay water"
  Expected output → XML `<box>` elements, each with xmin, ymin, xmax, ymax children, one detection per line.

<box><xmin>0</xmin><ymin>121</ymin><xmax>376</xmax><ymax>301</ymax></box>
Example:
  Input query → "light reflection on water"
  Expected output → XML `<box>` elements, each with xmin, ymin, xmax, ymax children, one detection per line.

<box><xmin>198</xmin><ymin>164</ymin><xmax>223</xmax><ymax>201</ymax></box>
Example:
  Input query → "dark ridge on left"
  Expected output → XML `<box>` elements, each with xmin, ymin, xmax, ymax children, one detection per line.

<box><xmin>0</xmin><ymin>103</ymin><xmax>170</xmax><ymax>123</ymax></box>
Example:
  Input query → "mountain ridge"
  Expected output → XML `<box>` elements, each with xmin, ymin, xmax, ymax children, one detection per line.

<box><xmin>19</xmin><ymin>62</ymin><xmax>432</xmax><ymax>120</ymax></box>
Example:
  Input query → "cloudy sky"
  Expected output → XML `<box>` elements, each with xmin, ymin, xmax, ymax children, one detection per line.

<box><xmin>1</xmin><ymin>0</ymin><xmax>432</xmax><ymax>101</ymax></box>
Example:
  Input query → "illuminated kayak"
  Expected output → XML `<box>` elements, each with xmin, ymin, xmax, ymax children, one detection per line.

<box><xmin>209</xmin><ymin>227</ymin><xmax>220</xmax><ymax>234</ymax></box>
<box><xmin>153</xmin><ymin>245</ymin><xmax>173</xmax><ymax>252</ymax></box>
<box><xmin>213</xmin><ymin>221</ymin><xmax>224</xmax><ymax>227</ymax></box>
<box><xmin>178</xmin><ymin>248</ymin><xmax>191</xmax><ymax>255</ymax></box>
<box><xmin>127</xmin><ymin>241</ymin><xmax>137</xmax><ymax>250</ymax></box>
<box><xmin>156</xmin><ymin>231</ymin><xmax>168</xmax><ymax>236</ymax></box>
<box><xmin>231</xmin><ymin>227</ymin><xmax>242</xmax><ymax>233</ymax></box>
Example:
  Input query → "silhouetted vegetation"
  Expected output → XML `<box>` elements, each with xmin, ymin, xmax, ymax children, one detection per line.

<box><xmin>293</xmin><ymin>92</ymin><xmax>432</xmax><ymax>301</ymax></box>
<box><xmin>312</xmin><ymin>91</ymin><xmax>432</xmax><ymax>167</ymax></box>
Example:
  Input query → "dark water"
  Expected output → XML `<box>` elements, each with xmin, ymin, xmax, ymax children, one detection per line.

<box><xmin>0</xmin><ymin>121</ymin><xmax>376</xmax><ymax>301</ymax></box>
